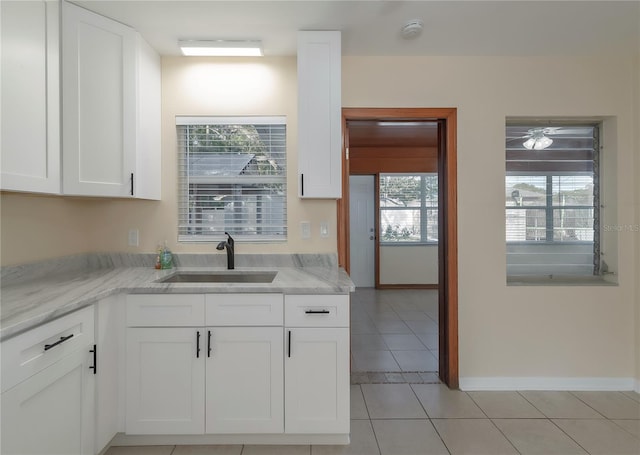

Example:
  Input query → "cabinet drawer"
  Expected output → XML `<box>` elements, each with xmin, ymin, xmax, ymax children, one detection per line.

<box><xmin>284</xmin><ymin>295</ymin><xmax>349</xmax><ymax>327</ymax></box>
<box><xmin>206</xmin><ymin>294</ymin><xmax>283</xmax><ymax>326</ymax></box>
<box><xmin>1</xmin><ymin>306</ymin><xmax>94</xmax><ymax>393</ymax></box>
<box><xmin>126</xmin><ymin>294</ymin><xmax>205</xmax><ymax>327</ymax></box>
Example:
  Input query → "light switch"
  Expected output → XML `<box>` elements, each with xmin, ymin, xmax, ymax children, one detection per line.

<box><xmin>128</xmin><ymin>229</ymin><xmax>139</xmax><ymax>247</ymax></box>
<box><xmin>320</xmin><ymin>222</ymin><xmax>329</xmax><ymax>238</ymax></box>
<box><xmin>300</xmin><ymin>221</ymin><xmax>311</xmax><ymax>239</ymax></box>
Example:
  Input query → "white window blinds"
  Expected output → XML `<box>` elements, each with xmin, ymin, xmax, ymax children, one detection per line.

<box><xmin>505</xmin><ymin>124</ymin><xmax>599</xmax><ymax>277</ymax></box>
<box><xmin>176</xmin><ymin>116</ymin><xmax>287</xmax><ymax>242</ymax></box>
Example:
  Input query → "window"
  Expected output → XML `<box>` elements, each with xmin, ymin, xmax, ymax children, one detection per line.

<box><xmin>380</xmin><ymin>173</ymin><xmax>438</xmax><ymax>244</ymax></box>
<box><xmin>505</xmin><ymin>123</ymin><xmax>600</xmax><ymax>277</ymax></box>
<box><xmin>176</xmin><ymin>116</ymin><xmax>286</xmax><ymax>242</ymax></box>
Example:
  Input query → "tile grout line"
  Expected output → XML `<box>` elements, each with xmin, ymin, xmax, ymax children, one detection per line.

<box><xmin>407</xmin><ymin>383</ymin><xmax>455</xmax><ymax>454</ymax></box>
<box><xmin>547</xmin><ymin>418</ymin><xmax>593</xmax><ymax>455</ymax></box>
<box><xmin>486</xmin><ymin>418</ymin><xmax>524</xmax><ymax>455</ymax></box>
<box><xmin>356</xmin><ymin>383</ymin><xmax>383</xmax><ymax>455</ymax></box>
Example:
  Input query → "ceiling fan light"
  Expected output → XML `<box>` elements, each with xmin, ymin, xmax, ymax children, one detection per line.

<box><xmin>523</xmin><ymin>134</ymin><xmax>553</xmax><ymax>150</ymax></box>
<box><xmin>523</xmin><ymin>137</ymin><xmax>536</xmax><ymax>150</ymax></box>
<box><xmin>535</xmin><ymin>136</ymin><xmax>553</xmax><ymax>150</ymax></box>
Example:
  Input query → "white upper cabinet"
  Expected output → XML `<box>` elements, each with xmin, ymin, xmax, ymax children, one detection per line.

<box><xmin>62</xmin><ymin>1</ymin><xmax>160</xmax><ymax>199</ymax></box>
<box><xmin>297</xmin><ymin>31</ymin><xmax>342</xmax><ymax>199</ymax></box>
<box><xmin>1</xmin><ymin>0</ymin><xmax>61</xmax><ymax>194</ymax></box>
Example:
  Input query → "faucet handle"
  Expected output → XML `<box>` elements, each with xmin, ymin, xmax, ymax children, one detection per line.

<box><xmin>224</xmin><ymin>232</ymin><xmax>234</xmax><ymax>245</ymax></box>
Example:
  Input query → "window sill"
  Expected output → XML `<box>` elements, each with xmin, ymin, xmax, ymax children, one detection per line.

<box><xmin>507</xmin><ymin>275</ymin><xmax>618</xmax><ymax>286</ymax></box>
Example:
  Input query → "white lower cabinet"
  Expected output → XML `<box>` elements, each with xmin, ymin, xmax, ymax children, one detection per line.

<box><xmin>206</xmin><ymin>327</ymin><xmax>284</xmax><ymax>434</ymax></box>
<box><xmin>1</xmin><ymin>307</ymin><xmax>96</xmax><ymax>455</ymax></box>
<box><xmin>94</xmin><ymin>296</ymin><xmax>125</xmax><ymax>453</ymax></box>
<box><xmin>126</xmin><ymin>327</ymin><xmax>205</xmax><ymax>435</ymax></box>
<box><xmin>284</xmin><ymin>295</ymin><xmax>351</xmax><ymax>434</ymax></box>
<box><xmin>2</xmin><ymin>348</ymin><xmax>95</xmax><ymax>455</ymax></box>
<box><xmin>125</xmin><ymin>294</ymin><xmax>285</xmax><ymax>436</ymax></box>
<box><xmin>285</xmin><ymin>328</ymin><xmax>350</xmax><ymax>433</ymax></box>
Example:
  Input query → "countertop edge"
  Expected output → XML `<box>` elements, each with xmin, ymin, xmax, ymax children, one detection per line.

<box><xmin>1</xmin><ymin>266</ymin><xmax>355</xmax><ymax>341</ymax></box>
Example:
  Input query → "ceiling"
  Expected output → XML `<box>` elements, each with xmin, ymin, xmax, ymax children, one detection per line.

<box><xmin>73</xmin><ymin>1</ymin><xmax>640</xmax><ymax>57</ymax></box>
<box><xmin>348</xmin><ymin>121</ymin><xmax>439</xmax><ymax>148</ymax></box>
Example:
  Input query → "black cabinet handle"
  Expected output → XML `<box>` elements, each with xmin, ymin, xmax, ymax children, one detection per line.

<box><xmin>305</xmin><ymin>309</ymin><xmax>330</xmax><ymax>314</ymax></box>
<box><xmin>301</xmin><ymin>174</ymin><xmax>304</xmax><ymax>196</ymax></box>
<box><xmin>130</xmin><ymin>173</ymin><xmax>134</xmax><ymax>196</ymax></box>
<box><xmin>196</xmin><ymin>331</ymin><xmax>201</xmax><ymax>358</ymax></box>
<box><xmin>207</xmin><ymin>330</ymin><xmax>212</xmax><ymax>357</ymax></box>
<box><xmin>89</xmin><ymin>344</ymin><xmax>97</xmax><ymax>375</ymax></box>
<box><xmin>287</xmin><ymin>330</ymin><xmax>291</xmax><ymax>358</ymax></box>
<box><xmin>44</xmin><ymin>334</ymin><xmax>74</xmax><ymax>351</ymax></box>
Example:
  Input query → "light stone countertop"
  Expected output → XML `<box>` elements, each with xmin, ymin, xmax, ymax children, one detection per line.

<box><xmin>0</xmin><ymin>263</ymin><xmax>355</xmax><ymax>341</ymax></box>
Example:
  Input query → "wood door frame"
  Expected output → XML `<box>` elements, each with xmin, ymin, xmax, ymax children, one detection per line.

<box><xmin>338</xmin><ymin>107</ymin><xmax>458</xmax><ymax>388</ymax></box>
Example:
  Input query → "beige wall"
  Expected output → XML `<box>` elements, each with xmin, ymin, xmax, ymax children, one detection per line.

<box><xmin>343</xmin><ymin>55</ymin><xmax>637</xmax><ymax>384</ymax></box>
<box><xmin>1</xmin><ymin>52</ymin><xmax>638</xmax><ymax>388</ymax></box>
<box><xmin>0</xmin><ymin>193</ymin><xmax>95</xmax><ymax>264</ymax></box>
<box><xmin>1</xmin><ymin>57</ymin><xmax>338</xmax><ymax>266</ymax></box>
<box><xmin>380</xmin><ymin>245</ymin><xmax>438</xmax><ymax>285</ymax></box>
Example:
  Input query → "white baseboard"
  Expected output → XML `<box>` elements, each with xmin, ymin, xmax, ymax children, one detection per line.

<box><xmin>459</xmin><ymin>377</ymin><xmax>636</xmax><ymax>391</ymax></box>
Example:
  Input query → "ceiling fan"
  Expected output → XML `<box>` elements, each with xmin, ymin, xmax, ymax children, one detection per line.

<box><xmin>507</xmin><ymin>126</ymin><xmax>591</xmax><ymax>150</ymax></box>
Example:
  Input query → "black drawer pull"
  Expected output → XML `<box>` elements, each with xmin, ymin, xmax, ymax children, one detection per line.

<box><xmin>305</xmin><ymin>309</ymin><xmax>330</xmax><ymax>314</ymax></box>
<box><xmin>44</xmin><ymin>334</ymin><xmax>74</xmax><ymax>351</ymax></box>
<box><xmin>287</xmin><ymin>330</ymin><xmax>291</xmax><ymax>358</ymax></box>
<box><xmin>196</xmin><ymin>331</ymin><xmax>201</xmax><ymax>358</ymax></box>
<box><xmin>207</xmin><ymin>330</ymin><xmax>212</xmax><ymax>357</ymax></box>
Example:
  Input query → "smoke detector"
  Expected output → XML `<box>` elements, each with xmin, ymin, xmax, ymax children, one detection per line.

<box><xmin>401</xmin><ymin>20</ymin><xmax>424</xmax><ymax>39</ymax></box>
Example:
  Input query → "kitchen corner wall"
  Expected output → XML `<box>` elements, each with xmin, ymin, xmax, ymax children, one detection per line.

<box><xmin>0</xmin><ymin>56</ymin><xmax>337</xmax><ymax>266</ymax></box>
<box><xmin>342</xmin><ymin>54</ymin><xmax>638</xmax><ymax>385</ymax></box>
<box><xmin>0</xmin><ymin>193</ymin><xmax>95</xmax><ymax>264</ymax></box>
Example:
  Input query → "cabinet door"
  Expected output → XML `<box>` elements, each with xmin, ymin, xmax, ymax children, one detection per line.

<box><xmin>1</xmin><ymin>0</ymin><xmax>60</xmax><ymax>194</ymax></box>
<box><xmin>297</xmin><ymin>31</ymin><xmax>342</xmax><ymax>198</ymax></box>
<box><xmin>95</xmin><ymin>296</ymin><xmax>124</xmax><ymax>453</ymax></box>
<box><xmin>206</xmin><ymin>327</ymin><xmax>284</xmax><ymax>434</ymax></box>
<box><xmin>1</xmin><ymin>348</ymin><xmax>95</xmax><ymax>455</ymax></box>
<box><xmin>126</xmin><ymin>327</ymin><xmax>205</xmax><ymax>434</ymax></box>
<box><xmin>62</xmin><ymin>1</ymin><xmax>136</xmax><ymax>197</ymax></box>
<box><xmin>285</xmin><ymin>327</ymin><xmax>350</xmax><ymax>434</ymax></box>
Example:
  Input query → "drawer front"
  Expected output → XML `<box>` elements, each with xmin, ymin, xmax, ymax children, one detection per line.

<box><xmin>205</xmin><ymin>294</ymin><xmax>283</xmax><ymax>326</ymax></box>
<box><xmin>284</xmin><ymin>294</ymin><xmax>349</xmax><ymax>327</ymax></box>
<box><xmin>126</xmin><ymin>294</ymin><xmax>205</xmax><ymax>327</ymax></box>
<box><xmin>1</xmin><ymin>306</ymin><xmax>95</xmax><ymax>393</ymax></box>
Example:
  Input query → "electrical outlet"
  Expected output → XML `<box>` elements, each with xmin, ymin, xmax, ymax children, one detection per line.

<box><xmin>320</xmin><ymin>222</ymin><xmax>329</xmax><ymax>238</ymax></box>
<box><xmin>128</xmin><ymin>229</ymin><xmax>139</xmax><ymax>247</ymax></box>
<box><xmin>300</xmin><ymin>221</ymin><xmax>311</xmax><ymax>239</ymax></box>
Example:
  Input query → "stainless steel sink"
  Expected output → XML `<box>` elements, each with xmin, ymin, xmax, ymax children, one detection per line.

<box><xmin>158</xmin><ymin>271</ymin><xmax>277</xmax><ymax>284</ymax></box>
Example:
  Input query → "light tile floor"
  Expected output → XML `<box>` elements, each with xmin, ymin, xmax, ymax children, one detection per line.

<box><xmin>106</xmin><ymin>385</ymin><xmax>640</xmax><ymax>455</ymax></box>
<box><xmin>350</xmin><ymin>288</ymin><xmax>440</xmax><ymax>384</ymax></box>
<box><xmin>106</xmin><ymin>290</ymin><xmax>640</xmax><ymax>455</ymax></box>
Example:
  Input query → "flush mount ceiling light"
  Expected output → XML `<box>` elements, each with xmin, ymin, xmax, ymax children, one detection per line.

<box><xmin>178</xmin><ymin>40</ymin><xmax>263</xmax><ymax>57</ymax></box>
<box><xmin>401</xmin><ymin>20</ymin><xmax>424</xmax><ymax>39</ymax></box>
<box><xmin>522</xmin><ymin>128</ymin><xmax>553</xmax><ymax>150</ymax></box>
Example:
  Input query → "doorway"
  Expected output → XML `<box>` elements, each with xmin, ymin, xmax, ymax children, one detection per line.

<box><xmin>338</xmin><ymin>108</ymin><xmax>458</xmax><ymax>388</ymax></box>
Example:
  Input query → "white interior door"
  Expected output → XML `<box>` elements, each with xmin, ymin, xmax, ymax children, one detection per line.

<box><xmin>349</xmin><ymin>175</ymin><xmax>375</xmax><ymax>287</ymax></box>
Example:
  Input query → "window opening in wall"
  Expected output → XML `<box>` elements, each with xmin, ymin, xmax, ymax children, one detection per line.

<box><xmin>176</xmin><ymin>116</ymin><xmax>287</xmax><ymax>242</ymax></box>
<box><xmin>380</xmin><ymin>173</ymin><xmax>438</xmax><ymax>244</ymax></box>
<box><xmin>505</xmin><ymin>123</ymin><xmax>600</xmax><ymax>278</ymax></box>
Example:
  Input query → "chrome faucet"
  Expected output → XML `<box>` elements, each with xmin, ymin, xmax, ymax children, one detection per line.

<box><xmin>216</xmin><ymin>232</ymin><xmax>235</xmax><ymax>269</ymax></box>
